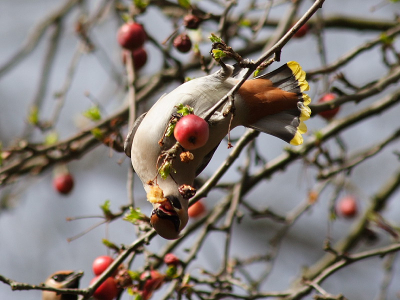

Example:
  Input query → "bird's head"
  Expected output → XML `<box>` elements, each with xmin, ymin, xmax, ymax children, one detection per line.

<box><xmin>147</xmin><ymin>184</ymin><xmax>191</xmax><ymax>240</ymax></box>
<box><xmin>42</xmin><ymin>270</ymin><xmax>84</xmax><ymax>300</ymax></box>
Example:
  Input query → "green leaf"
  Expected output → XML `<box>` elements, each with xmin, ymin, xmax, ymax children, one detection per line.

<box><xmin>212</xmin><ymin>49</ymin><xmax>226</xmax><ymax>61</ymax></box>
<box><xmin>329</xmin><ymin>211</ymin><xmax>337</xmax><ymax>221</ymax></box>
<box><xmin>239</xmin><ymin>19</ymin><xmax>252</xmax><ymax>27</ymax></box>
<box><xmin>178</xmin><ymin>0</ymin><xmax>191</xmax><ymax>9</ymax></box>
<box><xmin>100</xmin><ymin>200</ymin><xmax>113</xmax><ymax>217</ymax></box>
<box><xmin>253</xmin><ymin>69</ymin><xmax>260</xmax><ymax>77</ymax></box>
<box><xmin>182</xmin><ymin>273</ymin><xmax>191</xmax><ymax>285</ymax></box>
<box><xmin>28</xmin><ymin>105</ymin><xmax>39</xmax><ymax>125</ymax></box>
<box><xmin>314</xmin><ymin>130</ymin><xmax>323</xmax><ymax>140</ymax></box>
<box><xmin>102</xmin><ymin>238</ymin><xmax>120</xmax><ymax>252</ymax></box>
<box><xmin>121</xmin><ymin>14</ymin><xmax>130</xmax><ymax>23</ymax></box>
<box><xmin>176</xmin><ymin>103</ymin><xmax>193</xmax><ymax>116</ymax></box>
<box><xmin>209</xmin><ymin>33</ymin><xmax>222</xmax><ymax>43</ymax></box>
<box><xmin>45</xmin><ymin>131</ymin><xmax>59</xmax><ymax>145</ymax></box>
<box><xmin>366</xmin><ymin>211</ymin><xmax>378</xmax><ymax>222</ymax></box>
<box><xmin>193</xmin><ymin>43</ymin><xmax>200</xmax><ymax>54</ymax></box>
<box><xmin>126</xmin><ymin>287</ymin><xmax>134</xmax><ymax>296</ymax></box>
<box><xmin>124</xmin><ymin>207</ymin><xmax>147</xmax><ymax>223</ymax></box>
<box><xmin>380</xmin><ymin>33</ymin><xmax>395</xmax><ymax>46</ymax></box>
<box><xmin>91</xmin><ymin>128</ymin><xmax>104</xmax><ymax>140</ymax></box>
<box><xmin>127</xmin><ymin>287</ymin><xmax>143</xmax><ymax>299</ymax></box>
<box><xmin>134</xmin><ymin>0</ymin><xmax>149</xmax><ymax>9</ymax></box>
<box><xmin>166</xmin><ymin>265</ymin><xmax>178</xmax><ymax>278</ymax></box>
<box><xmin>83</xmin><ymin>106</ymin><xmax>101</xmax><ymax>121</ymax></box>
<box><xmin>158</xmin><ymin>161</ymin><xmax>176</xmax><ymax>179</ymax></box>
<box><xmin>165</xmin><ymin>121</ymin><xmax>177</xmax><ymax>137</ymax></box>
<box><xmin>128</xmin><ymin>270</ymin><xmax>141</xmax><ymax>281</ymax></box>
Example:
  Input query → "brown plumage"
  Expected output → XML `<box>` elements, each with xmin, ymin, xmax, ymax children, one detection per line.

<box><xmin>239</xmin><ymin>78</ymin><xmax>300</xmax><ymax>124</ymax></box>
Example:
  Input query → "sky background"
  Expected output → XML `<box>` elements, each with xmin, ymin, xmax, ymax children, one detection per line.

<box><xmin>1</xmin><ymin>0</ymin><xmax>400</xmax><ymax>299</ymax></box>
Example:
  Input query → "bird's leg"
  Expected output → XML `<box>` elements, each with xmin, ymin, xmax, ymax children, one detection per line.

<box><xmin>223</xmin><ymin>94</ymin><xmax>235</xmax><ymax>117</ymax></box>
<box><xmin>223</xmin><ymin>95</ymin><xmax>236</xmax><ymax>148</ymax></box>
<box><xmin>217</xmin><ymin>59</ymin><xmax>232</xmax><ymax>79</ymax></box>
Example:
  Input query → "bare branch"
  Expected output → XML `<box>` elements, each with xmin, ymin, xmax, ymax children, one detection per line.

<box><xmin>0</xmin><ymin>0</ymin><xmax>80</xmax><ymax>78</ymax></box>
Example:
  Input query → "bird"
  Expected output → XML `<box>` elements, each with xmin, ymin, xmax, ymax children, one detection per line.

<box><xmin>124</xmin><ymin>61</ymin><xmax>311</xmax><ymax>240</ymax></box>
<box><xmin>42</xmin><ymin>270</ymin><xmax>83</xmax><ymax>300</ymax></box>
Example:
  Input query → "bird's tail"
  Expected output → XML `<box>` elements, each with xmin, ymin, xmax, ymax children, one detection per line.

<box><xmin>239</xmin><ymin>61</ymin><xmax>311</xmax><ymax>145</ymax></box>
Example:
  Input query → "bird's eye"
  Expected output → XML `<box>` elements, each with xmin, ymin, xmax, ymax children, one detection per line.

<box><xmin>167</xmin><ymin>196</ymin><xmax>181</xmax><ymax>209</ymax></box>
<box><xmin>52</xmin><ymin>273</ymin><xmax>71</xmax><ymax>282</ymax></box>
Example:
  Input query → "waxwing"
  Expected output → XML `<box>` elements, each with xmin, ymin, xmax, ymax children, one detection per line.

<box><xmin>124</xmin><ymin>61</ymin><xmax>311</xmax><ymax>240</ymax></box>
<box><xmin>42</xmin><ymin>270</ymin><xmax>83</xmax><ymax>300</ymax></box>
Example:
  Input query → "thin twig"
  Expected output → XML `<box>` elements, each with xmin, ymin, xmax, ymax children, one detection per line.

<box><xmin>200</xmin><ymin>0</ymin><xmax>325</xmax><ymax>122</ymax></box>
<box><xmin>0</xmin><ymin>0</ymin><xmax>80</xmax><ymax>78</ymax></box>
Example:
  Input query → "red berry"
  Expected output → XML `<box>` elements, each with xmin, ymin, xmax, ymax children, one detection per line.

<box><xmin>337</xmin><ymin>196</ymin><xmax>358</xmax><ymax>218</ymax></box>
<box><xmin>188</xmin><ymin>200</ymin><xmax>206</xmax><ymax>218</ymax></box>
<box><xmin>293</xmin><ymin>23</ymin><xmax>310</xmax><ymax>38</ymax></box>
<box><xmin>174</xmin><ymin>114</ymin><xmax>209</xmax><ymax>150</ymax></box>
<box><xmin>140</xmin><ymin>270</ymin><xmax>165</xmax><ymax>300</ymax></box>
<box><xmin>173</xmin><ymin>33</ymin><xmax>192</xmax><ymax>53</ymax></box>
<box><xmin>132</xmin><ymin>47</ymin><xmax>147</xmax><ymax>69</ymax></box>
<box><xmin>317</xmin><ymin>93</ymin><xmax>340</xmax><ymax>120</ymax></box>
<box><xmin>163</xmin><ymin>253</ymin><xmax>180</xmax><ymax>266</ymax></box>
<box><xmin>117</xmin><ymin>22</ymin><xmax>146</xmax><ymax>50</ymax></box>
<box><xmin>92</xmin><ymin>256</ymin><xmax>115</xmax><ymax>276</ymax></box>
<box><xmin>122</xmin><ymin>48</ymin><xmax>148</xmax><ymax>70</ymax></box>
<box><xmin>53</xmin><ymin>173</ymin><xmax>74</xmax><ymax>195</ymax></box>
<box><xmin>183</xmin><ymin>14</ymin><xmax>202</xmax><ymax>29</ymax></box>
<box><xmin>90</xmin><ymin>276</ymin><xmax>118</xmax><ymax>300</ymax></box>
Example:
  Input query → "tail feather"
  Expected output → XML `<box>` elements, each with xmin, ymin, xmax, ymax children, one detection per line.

<box><xmin>241</xmin><ymin>61</ymin><xmax>311</xmax><ymax>145</ymax></box>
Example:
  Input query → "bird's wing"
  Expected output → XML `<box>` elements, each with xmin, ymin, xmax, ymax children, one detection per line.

<box><xmin>240</xmin><ymin>61</ymin><xmax>311</xmax><ymax>145</ymax></box>
<box><xmin>195</xmin><ymin>142</ymin><xmax>221</xmax><ymax>176</ymax></box>
<box><xmin>124</xmin><ymin>112</ymin><xmax>147</xmax><ymax>158</ymax></box>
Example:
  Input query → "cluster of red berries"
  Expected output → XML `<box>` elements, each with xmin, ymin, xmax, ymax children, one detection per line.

<box><xmin>132</xmin><ymin>253</ymin><xmax>181</xmax><ymax>299</ymax></box>
<box><xmin>138</xmin><ymin>270</ymin><xmax>165</xmax><ymax>300</ymax></box>
<box><xmin>88</xmin><ymin>253</ymin><xmax>184</xmax><ymax>300</ymax></box>
<box><xmin>89</xmin><ymin>256</ymin><xmax>120</xmax><ymax>300</ymax></box>
<box><xmin>117</xmin><ymin>22</ymin><xmax>148</xmax><ymax>70</ymax></box>
<box><xmin>117</xmin><ymin>13</ymin><xmax>202</xmax><ymax>62</ymax></box>
<box><xmin>172</xmin><ymin>14</ymin><xmax>202</xmax><ymax>53</ymax></box>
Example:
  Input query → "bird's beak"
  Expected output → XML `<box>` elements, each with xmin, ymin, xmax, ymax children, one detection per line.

<box><xmin>60</xmin><ymin>271</ymin><xmax>84</xmax><ymax>289</ymax></box>
<box><xmin>150</xmin><ymin>195</ymin><xmax>188</xmax><ymax>240</ymax></box>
